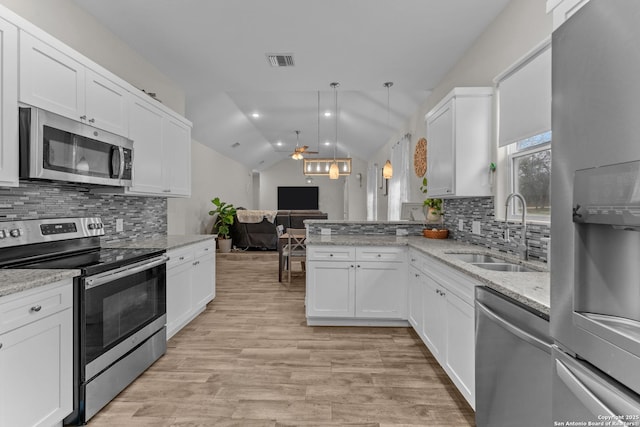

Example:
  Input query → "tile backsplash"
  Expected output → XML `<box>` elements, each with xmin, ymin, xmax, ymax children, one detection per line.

<box><xmin>443</xmin><ymin>197</ymin><xmax>550</xmax><ymax>262</ymax></box>
<box><xmin>0</xmin><ymin>181</ymin><xmax>166</xmax><ymax>243</ymax></box>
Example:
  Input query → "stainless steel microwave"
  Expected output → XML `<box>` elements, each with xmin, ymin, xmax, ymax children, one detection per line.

<box><xmin>19</xmin><ymin>106</ymin><xmax>133</xmax><ymax>187</ymax></box>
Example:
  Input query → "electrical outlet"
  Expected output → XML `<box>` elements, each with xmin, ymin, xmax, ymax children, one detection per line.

<box><xmin>116</xmin><ymin>218</ymin><xmax>124</xmax><ymax>232</ymax></box>
<box><xmin>472</xmin><ymin>221</ymin><xmax>481</xmax><ymax>235</ymax></box>
<box><xmin>458</xmin><ymin>219</ymin><xmax>464</xmax><ymax>232</ymax></box>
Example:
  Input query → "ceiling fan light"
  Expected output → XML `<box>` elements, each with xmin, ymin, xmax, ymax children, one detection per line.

<box><xmin>329</xmin><ymin>161</ymin><xmax>339</xmax><ymax>179</ymax></box>
<box><xmin>383</xmin><ymin>160</ymin><xmax>393</xmax><ymax>179</ymax></box>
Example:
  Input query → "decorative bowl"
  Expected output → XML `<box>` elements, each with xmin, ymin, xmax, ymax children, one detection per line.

<box><xmin>423</xmin><ymin>228</ymin><xmax>449</xmax><ymax>239</ymax></box>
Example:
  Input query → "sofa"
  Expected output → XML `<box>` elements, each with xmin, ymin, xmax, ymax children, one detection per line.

<box><xmin>230</xmin><ymin>209</ymin><xmax>328</xmax><ymax>250</ymax></box>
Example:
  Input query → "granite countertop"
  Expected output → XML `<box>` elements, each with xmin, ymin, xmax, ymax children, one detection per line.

<box><xmin>104</xmin><ymin>234</ymin><xmax>216</xmax><ymax>251</ymax></box>
<box><xmin>307</xmin><ymin>234</ymin><xmax>550</xmax><ymax>316</ymax></box>
<box><xmin>305</xmin><ymin>220</ymin><xmax>423</xmax><ymax>225</ymax></box>
<box><xmin>0</xmin><ymin>269</ymin><xmax>80</xmax><ymax>298</ymax></box>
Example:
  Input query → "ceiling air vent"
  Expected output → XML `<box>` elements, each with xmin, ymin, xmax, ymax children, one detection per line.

<box><xmin>266</xmin><ymin>53</ymin><xmax>295</xmax><ymax>67</ymax></box>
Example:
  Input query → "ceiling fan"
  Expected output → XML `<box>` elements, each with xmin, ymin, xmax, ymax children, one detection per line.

<box><xmin>290</xmin><ymin>130</ymin><xmax>318</xmax><ymax>159</ymax></box>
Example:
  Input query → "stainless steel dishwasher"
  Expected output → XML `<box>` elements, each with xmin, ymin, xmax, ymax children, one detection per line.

<box><xmin>475</xmin><ymin>286</ymin><xmax>552</xmax><ymax>427</ymax></box>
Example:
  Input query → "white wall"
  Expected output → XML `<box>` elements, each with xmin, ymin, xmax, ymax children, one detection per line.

<box><xmin>344</xmin><ymin>157</ymin><xmax>368</xmax><ymax>221</ymax></box>
<box><xmin>259</xmin><ymin>158</ymin><xmax>346</xmax><ymax>220</ymax></box>
<box><xmin>0</xmin><ymin>0</ymin><xmax>254</xmax><ymax>235</ymax></box>
<box><xmin>370</xmin><ymin>0</ymin><xmax>553</xmax><ymax>218</ymax></box>
<box><xmin>168</xmin><ymin>140</ymin><xmax>253</xmax><ymax>234</ymax></box>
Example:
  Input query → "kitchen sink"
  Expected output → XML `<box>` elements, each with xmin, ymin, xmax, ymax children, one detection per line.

<box><xmin>448</xmin><ymin>253</ymin><xmax>504</xmax><ymax>263</ymax></box>
<box><xmin>471</xmin><ymin>262</ymin><xmax>537</xmax><ymax>273</ymax></box>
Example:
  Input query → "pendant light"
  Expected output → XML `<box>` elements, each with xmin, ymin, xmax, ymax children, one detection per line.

<box><xmin>302</xmin><ymin>85</ymin><xmax>352</xmax><ymax>178</ymax></box>
<box><xmin>329</xmin><ymin>82</ymin><xmax>340</xmax><ymax>180</ymax></box>
<box><xmin>382</xmin><ymin>82</ymin><xmax>394</xmax><ymax>180</ymax></box>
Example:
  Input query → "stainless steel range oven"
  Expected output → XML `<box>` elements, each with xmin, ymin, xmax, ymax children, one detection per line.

<box><xmin>0</xmin><ymin>217</ymin><xmax>167</xmax><ymax>425</ymax></box>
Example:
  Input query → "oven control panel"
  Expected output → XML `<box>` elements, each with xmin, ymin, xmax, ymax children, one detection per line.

<box><xmin>41</xmin><ymin>222</ymin><xmax>78</xmax><ymax>235</ymax></box>
<box><xmin>0</xmin><ymin>217</ymin><xmax>104</xmax><ymax>247</ymax></box>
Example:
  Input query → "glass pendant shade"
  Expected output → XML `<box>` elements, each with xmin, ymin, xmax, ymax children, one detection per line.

<box><xmin>329</xmin><ymin>161</ymin><xmax>340</xmax><ymax>179</ymax></box>
<box><xmin>382</xmin><ymin>160</ymin><xmax>393</xmax><ymax>179</ymax></box>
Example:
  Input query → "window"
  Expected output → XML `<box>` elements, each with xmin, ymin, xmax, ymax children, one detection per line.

<box><xmin>496</xmin><ymin>39</ymin><xmax>551</xmax><ymax>222</ymax></box>
<box><xmin>508</xmin><ymin>131</ymin><xmax>551</xmax><ymax>221</ymax></box>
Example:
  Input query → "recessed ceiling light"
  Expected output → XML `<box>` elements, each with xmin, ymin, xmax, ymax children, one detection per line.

<box><xmin>324</xmin><ymin>141</ymin><xmax>331</xmax><ymax>146</ymax></box>
<box><xmin>276</xmin><ymin>141</ymin><xmax>283</xmax><ymax>146</ymax></box>
<box><xmin>324</xmin><ymin>111</ymin><xmax>331</xmax><ymax>117</ymax></box>
<box><xmin>251</xmin><ymin>112</ymin><xmax>260</xmax><ymax>118</ymax></box>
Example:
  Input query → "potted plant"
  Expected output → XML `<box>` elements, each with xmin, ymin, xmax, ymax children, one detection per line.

<box><xmin>208</xmin><ymin>197</ymin><xmax>237</xmax><ymax>253</ymax></box>
<box><xmin>419</xmin><ymin>178</ymin><xmax>448</xmax><ymax>239</ymax></box>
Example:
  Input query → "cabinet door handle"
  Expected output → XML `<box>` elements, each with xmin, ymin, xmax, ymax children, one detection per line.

<box><xmin>0</xmin><ymin>343</ymin><xmax>3</xmax><ymax>349</ymax></box>
<box><xmin>30</xmin><ymin>305</ymin><xmax>42</xmax><ymax>312</ymax></box>
<box><xmin>415</xmin><ymin>273</ymin><xmax>420</xmax><ymax>278</ymax></box>
<box><xmin>411</xmin><ymin>258</ymin><xmax>416</xmax><ymax>262</ymax></box>
<box><xmin>179</xmin><ymin>256</ymin><xmax>185</xmax><ymax>261</ymax></box>
<box><xmin>80</xmin><ymin>115</ymin><xmax>86</xmax><ymax>120</ymax></box>
<box><xmin>377</xmin><ymin>254</ymin><xmax>382</xmax><ymax>257</ymax></box>
<box><xmin>350</xmin><ymin>265</ymin><xmax>354</xmax><ymax>268</ymax></box>
<box><xmin>357</xmin><ymin>265</ymin><xmax>361</xmax><ymax>268</ymax></box>
<box><xmin>89</xmin><ymin>118</ymin><xmax>95</xmax><ymax>123</ymax></box>
<box><xmin>329</xmin><ymin>254</ymin><xmax>334</xmax><ymax>257</ymax></box>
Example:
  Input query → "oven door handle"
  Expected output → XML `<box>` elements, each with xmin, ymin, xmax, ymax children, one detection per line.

<box><xmin>85</xmin><ymin>256</ymin><xmax>168</xmax><ymax>290</ymax></box>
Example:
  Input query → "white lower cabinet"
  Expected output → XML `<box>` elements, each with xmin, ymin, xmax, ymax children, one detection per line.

<box><xmin>306</xmin><ymin>260</ymin><xmax>355</xmax><ymax>318</ymax></box>
<box><xmin>407</xmin><ymin>265</ymin><xmax>423</xmax><ymax>332</ymax></box>
<box><xmin>306</xmin><ymin>246</ymin><xmax>407</xmax><ymax>325</ymax></box>
<box><xmin>166</xmin><ymin>240</ymin><xmax>216</xmax><ymax>339</ymax></box>
<box><xmin>409</xmin><ymin>249</ymin><xmax>478</xmax><ymax>409</ymax></box>
<box><xmin>0</xmin><ymin>279</ymin><xmax>73</xmax><ymax>427</ymax></box>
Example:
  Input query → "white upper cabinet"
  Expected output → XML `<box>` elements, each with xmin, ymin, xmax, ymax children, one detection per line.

<box><xmin>19</xmin><ymin>31</ymin><xmax>130</xmax><ymax>136</ymax></box>
<box><xmin>84</xmin><ymin>69</ymin><xmax>129</xmax><ymax>136</ymax></box>
<box><xmin>162</xmin><ymin>115</ymin><xmax>191</xmax><ymax>196</ymax></box>
<box><xmin>126</xmin><ymin>93</ymin><xmax>191</xmax><ymax>197</ymax></box>
<box><xmin>127</xmin><ymin>95</ymin><xmax>164</xmax><ymax>195</ymax></box>
<box><xmin>426</xmin><ymin>87</ymin><xmax>493</xmax><ymax>198</ymax></box>
<box><xmin>547</xmin><ymin>0</ymin><xmax>590</xmax><ymax>30</ymax></box>
<box><xmin>0</xmin><ymin>18</ymin><xmax>18</xmax><ymax>187</ymax></box>
<box><xmin>19</xmin><ymin>31</ymin><xmax>85</xmax><ymax>121</ymax></box>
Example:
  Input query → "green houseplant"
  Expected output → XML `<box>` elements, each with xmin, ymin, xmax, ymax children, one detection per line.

<box><xmin>209</xmin><ymin>197</ymin><xmax>237</xmax><ymax>253</ymax></box>
<box><xmin>420</xmin><ymin>177</ymin><xmax>443</xmax><ymax>222</ymax></box>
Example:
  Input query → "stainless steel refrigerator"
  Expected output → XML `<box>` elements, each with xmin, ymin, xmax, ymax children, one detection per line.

<box><xmin>551</xmin><ymin>0</ymin><xmax>640</xmax><ymax>422</ymax></box>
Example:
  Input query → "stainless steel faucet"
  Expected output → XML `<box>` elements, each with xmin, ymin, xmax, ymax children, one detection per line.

<box><xmin>504</xmin><ymin>193</ymin><xmax>528</xmax><ymax>260</ymax></box>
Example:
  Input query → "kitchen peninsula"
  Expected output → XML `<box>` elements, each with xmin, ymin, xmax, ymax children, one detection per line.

<box><xmin>305</xmin><ymin>219</ymin><xmax>549</xmax><ymax>409</ymax></box>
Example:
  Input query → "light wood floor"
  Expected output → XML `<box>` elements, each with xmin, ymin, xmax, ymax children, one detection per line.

<box><xmin>88</xmin><ymin>251</ymin><xmax>475</xmax><ymax>426</ymax></box>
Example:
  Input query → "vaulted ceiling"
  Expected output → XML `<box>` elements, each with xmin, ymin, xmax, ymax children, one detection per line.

<box><xmin>73</xmin><ymin>0</ymin><xmax>510</xmax><ymax>171</ymax></box>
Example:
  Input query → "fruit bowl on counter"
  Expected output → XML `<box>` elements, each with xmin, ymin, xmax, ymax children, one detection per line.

<box><xmin>423</xmin><ymin>228</ymin><xmax>449</xmax><ymax>239</ymax></box>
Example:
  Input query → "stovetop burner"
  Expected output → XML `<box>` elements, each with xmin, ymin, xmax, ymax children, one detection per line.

<box><xmin>12</xmin><ymin>246</ymin><xmax>166</xmax><ymax>276</ymax></box>
<box><xmin>0</xmin><ymin>217</ymin><xmax>165</xmax><ymax>275</ymax></box>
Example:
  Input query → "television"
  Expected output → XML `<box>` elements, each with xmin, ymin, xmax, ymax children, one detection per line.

<box><xmin>277</xmin><ymin>186</ymin><xmax>319</xmax><ymax>210</ymax></box>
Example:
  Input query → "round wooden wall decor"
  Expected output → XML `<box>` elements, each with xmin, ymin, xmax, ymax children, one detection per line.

<box><xmin>414</xmin><ymin>137</ymin><xmax>427</xmax><ymax>177</ymax></box>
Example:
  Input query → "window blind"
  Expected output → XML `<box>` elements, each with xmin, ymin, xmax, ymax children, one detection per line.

<box><xmin>498</xmin><ymin>44</ymin><xmax>551</xmax><ymax>147</ymax></box>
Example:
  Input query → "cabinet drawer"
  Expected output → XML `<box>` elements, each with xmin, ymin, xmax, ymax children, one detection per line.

<box><xmin>0</xmin><ymin>279</ymin><xmax>72</xmax><ymax>334</ymax></box>
<box><xmin>167</xmin><ymin>247</ymin><xmax>194</xmax><ymax>269</ymax></box>
<box><xmin>356</xmin><ymin>246</ymin><xmax>406</xmax><ymax>262</ymax></box>
<box><xmin>193</xmin><ymin>241</ymin><xmax>215</xmax><ymax>259</ymax></box>
<box><xmin>423</xmin><ymin>255</ymin><xmax>479</xmax><ymax>304</ymax></box>
<box><xmin>307</xmin><ymin>246</ymin><xmax>355</xmax><ymax>261</ymax></box>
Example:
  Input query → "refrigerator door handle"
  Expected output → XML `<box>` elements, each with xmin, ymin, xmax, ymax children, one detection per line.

<box><xmin>476</xmin><ymin>301</ymin><xmax>551</xmax><ymax>353</ymax></box>
<box><xmin>556</xmin><ymin>358</ymin><xmax>640</xmax><ymax>424</ymax></box>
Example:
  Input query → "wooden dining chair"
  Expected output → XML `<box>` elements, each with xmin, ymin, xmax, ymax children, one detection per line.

<box><xmin>282</xmin><ymin>228</ymin><xmax>306</xmax><ymax>287</ymax></box>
